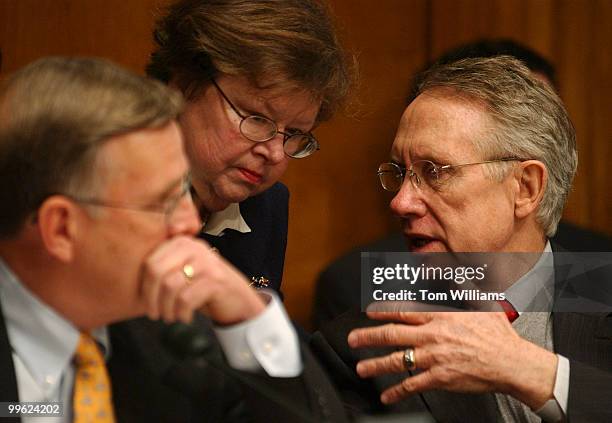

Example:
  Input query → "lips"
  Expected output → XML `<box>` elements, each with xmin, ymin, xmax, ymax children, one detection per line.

<box><xmin>238</xmin><ymin>168</ymin><xmax>263</xmax><ymax>184</ymax></box>
<box><xmin>403</xmin><ymin>233</ymin><xmax>443</xmax><ymax>252</ymax></box>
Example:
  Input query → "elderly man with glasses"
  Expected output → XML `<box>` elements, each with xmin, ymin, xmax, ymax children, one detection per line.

<box><xmin>311</xmin><ymin>56</ymin><xmax>612</xmax><ymax>422</ymax></box>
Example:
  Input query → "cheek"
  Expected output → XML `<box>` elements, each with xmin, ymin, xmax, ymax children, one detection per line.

<box><xmin>120</xmin><ymin>224</ymin><xmax>167</xmax><ymax>301</ymax></box>
<box><xmin>261</xmin><ymin>159</ymin><xmax>289</xmax><ymax>188</ymax></box>
<box><xmin>107</xmin><ymin>220</ymin><xmax>167</xmax><ymax>270</ymax></box>
<box><xmin>245</xmin><ymin>159</ymin><xmax>289</xmax><ymax>197</ymax></box>
<box><xmin>428</xmin><ymin>190</ymin><xmax>486</xmax><ymax>238</ymax></box>
<box><xmin>180</xmin><ymin>103</ymin><xmax>229</xmax><ymax>172</ymax></box>
<box><xmin>184</xmin><ymin>122</ymin><xmax>248</xmax><ymax>177</ymax></box>
<box><xmin>270</xmin><ymin>159</ymin><xmax>289</xmax><ymax>179</ymax></box>
<box><xmin>447</xmin><ymin>191</ymin><xmax>514</xmax><ymax>247</ymax></box>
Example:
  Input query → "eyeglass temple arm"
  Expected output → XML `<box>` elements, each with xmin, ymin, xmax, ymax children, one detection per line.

<box><xmin>442</xmin><ymin>157</ymin><xmax>522</xmax><ymax>171</ymax></box>
<box><xmin>210</xmin><ymin>78</ymin><xmax>247</xmax><ymax>119</ymax></box>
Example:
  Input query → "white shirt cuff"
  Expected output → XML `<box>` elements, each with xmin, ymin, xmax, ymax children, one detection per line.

<box><xmin>213</xmin><ymin>290</ymin><xmax>302</xmax><ymax>377</ymax></box>
<box><xmin>535</xmin><ymin>354</ymin><xmax>569</xmax><ymax>422</ymax></box>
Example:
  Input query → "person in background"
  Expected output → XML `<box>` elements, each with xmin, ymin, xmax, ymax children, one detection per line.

<box><xmin>146</xmin><ymin>0</ymin><xmax>353</xmax><ymax>294</ymax></box>
<box><xmin>313</xmin><ymin>38</ymin><xmax>612</xmax><ymax>329</ymax></box>
<box><xmin>0</xmin><ymin>57</ymin><xmax>347</xmax><ymax>423</ymax></box>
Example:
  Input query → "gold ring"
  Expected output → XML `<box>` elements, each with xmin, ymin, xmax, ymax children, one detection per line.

<box><xmin>404</xmin><ymin>347</ymin><xmax>416</xmax><ymax>371</ymax></box>
<box><xmin>182</xmin><ymin>264</ymin><xmax>195</xmax><ymax>283</ymax></box>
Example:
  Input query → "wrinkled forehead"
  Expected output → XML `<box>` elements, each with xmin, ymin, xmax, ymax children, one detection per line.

<box><xmin>222</xmin><ymin>74</ymin><xmax>322</xmax><ymax>128</ymax></box>
<box><xmin>390</xmin><ymin>89</ymin><xmax>495</xmax><ymax>164</ymax></box>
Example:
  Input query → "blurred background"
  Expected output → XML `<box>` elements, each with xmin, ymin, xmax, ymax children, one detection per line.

<box><xmin>1</xmin><ymin>0</ymin><xmax>610</xmax><ymax>328</ymax></box>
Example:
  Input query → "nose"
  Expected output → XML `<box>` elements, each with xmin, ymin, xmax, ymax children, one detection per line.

<box><xmin>251</xmin><ymin>133</ymin><xmax>286</xmax><ymax>164</ymax></box>
<box><xmin>389</xmin><ymin>179</ymin><xmax>428</xmax><ymax>219</ymax></box>
<box><xmin>166</xmin><ymin>193</ymin><xmax>201</xmax><ymax>237</ymax></box>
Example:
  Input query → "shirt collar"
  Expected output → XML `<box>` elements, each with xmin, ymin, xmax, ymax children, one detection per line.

<box><xmin>0</xmin><ymin>258</ymin><xmax>109</xmax><ymax>389</ymax></box>
<box><xmin>202</xmin><ymin>202</ymin><xmax>252</xmax><ymax>236</ymax></box>
<box><xmin>504</xmin><ymin>241</ymin><xmax>555</xmax><ymax>315</ymax></box>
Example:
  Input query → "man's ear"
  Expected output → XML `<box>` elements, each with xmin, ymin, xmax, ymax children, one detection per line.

<box><xmin>36</xmin><ymin>196</ymin><xmax>82</xmax><ymax>263</ymax></box>
<box><xmin>514</xmin><ymin>160</ymin><xmax>547</xmax><ymax>219</ymax></box>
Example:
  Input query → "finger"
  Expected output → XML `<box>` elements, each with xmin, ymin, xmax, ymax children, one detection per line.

<box><xmin>356</xmin><ymin>350</ymin><xmax>408</xmax><ymax>378</ymax></box>
<box><xmin>348</xmin><ymin>323</ymin><xmax>424</xmax><ymax>348</ymax></box>
<box><xmin>141</xmin><ymin>237</ymin><xmax>205</xmax><ymax>318</ymax></box>
<box><xmin>366</xmin><ymin>301</ymin><xmax>443</xmax><ymax>314</ymax></box>
<box><xmin>159</xmin><ymin>269</ymin><xmax>189</xmax><ymax>323</ymax></box>
<box><xmin>148</xmin><ymin>242</ymin><xmax>198</xmax><ymax>280</ymax></box>
<box><xmin>143</xmin><ymin>261</ymin><xmax>187</xmax><ymax>320</ymax></box>
<box><xmin>357</xmin><ymin>345</ymin><xmax>433</xmax><ymax>378</ymax></box>
<box><xmin>380</xmin><ymin>371</ymin><xmax>437</xmax><ymax>404</ymax></box>
<box><xmin>142</xmin><ymin>268</ymin><xmax>162</xmax><ymax>320</ymax></box>
<box><xmin>174</xmin><ymin>281</ymin><xmax>219</xmax><ymax>324</ymax></box>
<box><xmin>147</xmin><ymin>235</ymin><xmax>202</xmax><ymax>264</ymax></box>
<box><xmin>366</xmin><ymin>311</ymin><xmax>434</xmax><ymax>325</ymax></box>
<box><xmin>141</xmin><ymin>250</ymin><xmax>189</xmax><ymax>318</ymax></box>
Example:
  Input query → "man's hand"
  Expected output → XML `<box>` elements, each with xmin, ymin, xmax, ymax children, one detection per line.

<box><xmin>348</xmin><ymin>310</ymin><xmax>558</xmax><ymax>410</ymax></box>
<box><xmin>141</xmin><ymin>236</ymin><xmax>265</xmax><ymax>325</ymax></box>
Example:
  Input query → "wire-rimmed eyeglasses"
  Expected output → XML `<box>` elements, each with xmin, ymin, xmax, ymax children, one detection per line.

<box><xmin>211</xmin><ymin>79</ymin><xmax>319</xmax><ymax>159</ymax></box>
<box><xmin>377</xmin><ymin>158</ymin><xmax>522</xmax><ymax>192</ymax></box>
<box><xmin>66</xmin><ymin>174</ymin><xmax>192</xmax><ymax>224</ymax></box>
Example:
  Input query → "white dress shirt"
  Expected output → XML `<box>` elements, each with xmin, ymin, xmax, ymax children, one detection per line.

<box><xmin>503</xmin><ymin>242</ymin><xmax>569</xmax><ymax>422</ymax></box>
<box><xmin>201</xmin><ymin>202</ymin><xmax>252</xmax><ymax>236</ymax></box>
<box><xmin>0</xmin><ymin>259</ymin><xmax>301</xmax><ymax>422</ymax></box>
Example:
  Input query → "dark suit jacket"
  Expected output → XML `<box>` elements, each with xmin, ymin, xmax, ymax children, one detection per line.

<box><xmin>311</xmin><ymin>247</ymin><xmax>612</xmax><ymax>422</ymax></box>
<box><xmin>199</xmin><ymin>182</ymin><xmax>289</xmax><ymax>295</ymax></box>
<box><xmin>0</xmin><ymin>307</ymin><xmax>348</xmax><ymax>423</ymax></box>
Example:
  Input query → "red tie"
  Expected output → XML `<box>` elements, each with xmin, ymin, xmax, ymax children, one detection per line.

<box><xmin>497</xmin><ymin>300</ymin><xmax>519</xmax><ymax>323</ymax></box>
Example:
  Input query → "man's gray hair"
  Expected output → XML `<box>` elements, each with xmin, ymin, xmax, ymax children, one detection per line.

<box><xmin>416</xmin><ymin>55</ymin><xmax>577</xmax><ymax>237</ymax></box>
<box><xmin>0</xmin><ymin>57</ymin><xmax>184</xmax><ymax>238</ymax></box>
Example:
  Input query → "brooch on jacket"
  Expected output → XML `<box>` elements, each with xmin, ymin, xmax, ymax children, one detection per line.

<box><xmin>249</xmin><ymin>276</ymin><xmax>270</xmax><ymax>289</ymax></box>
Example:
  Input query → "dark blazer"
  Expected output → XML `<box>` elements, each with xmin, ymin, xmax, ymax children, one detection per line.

<box><xmin>311</xmin><ymin>247</ymin><xmax>612</xmax><ymax>422</ymax></box>
<box><xmin>199</xmin><ymin>182</ymin><xmax>289</xmax><ymax>295</ymax></box>
<box><xmin>0</xmin><ymin>308</ymin><xmax>348</xmax><ymax>423</ymax></box>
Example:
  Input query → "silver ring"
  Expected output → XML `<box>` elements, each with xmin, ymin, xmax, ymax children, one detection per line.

<box><xmin>404</xmin><ymin>347</ymin><xmax>416</xmax><ymax>371</ymax></box>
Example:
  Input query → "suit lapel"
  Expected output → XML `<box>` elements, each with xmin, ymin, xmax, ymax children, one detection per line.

<box><xmin>551</xmin><ymin>243</ymin><xmax>612</xmax><ymax>369</ymax></box>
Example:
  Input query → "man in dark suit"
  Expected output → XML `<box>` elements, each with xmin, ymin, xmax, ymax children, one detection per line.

<box><xmin>311</xmin><ymin>56</ymin><xmax>612</xmax><ymax>422</ymax></box>
<box><xmin>313</xmin><ymin>39</ymin><xmax>612</xmax><ymax>330</ymax></box>
<box><xmin>0</xmin><ymin>57</ymin><xmax>346</xmax><ymax>423</ymax></box>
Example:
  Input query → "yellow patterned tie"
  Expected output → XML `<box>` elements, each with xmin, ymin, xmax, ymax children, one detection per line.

<box><xmin>73</xmin><ymin>333</ymin><xmax>116</xmax><ymax>423</ymax></box>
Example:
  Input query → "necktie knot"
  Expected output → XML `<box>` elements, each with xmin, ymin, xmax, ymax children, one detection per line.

<box><xmin>74</xmin><ymin>334</ymin><xmax>104</xmax><ymax>367</ymax></box>
<box><xmin>497</xmin><ymin>299</ymin><xmax>519</xmax><ymax>323</ymax></box>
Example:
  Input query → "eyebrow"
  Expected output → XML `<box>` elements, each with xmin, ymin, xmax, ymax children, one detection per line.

<box><xmin>236</xmin><ymin>96</ymin><xmax>315</xmax><ymax>133</ymax></box>
<box><xmin>396</xmin><ymin>147</ymin><xmax>454</xmax><ymax>166</ymax></box>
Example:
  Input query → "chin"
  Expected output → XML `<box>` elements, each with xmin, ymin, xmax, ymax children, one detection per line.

<box><xmin>221</xmin><ymin>190</ymin><xmax>251</xmax><ymax>204</ymax></box>
<box><xmin>204</xmin><ymin>197</ymin><xmax>234</xmax><ymax>213</ymax></box>
<box><xmin>216</xmin><ymin>181</ymin><xmax>272</xmax><ymax>204</ymax></box>
<box><xmin>203</xmin><ymin>187</ymin><xmax>248</xmax><ymax>211</ymax></box>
